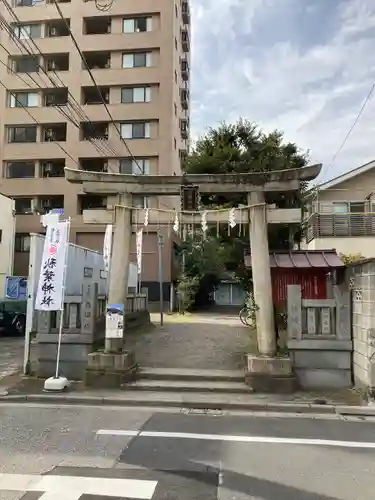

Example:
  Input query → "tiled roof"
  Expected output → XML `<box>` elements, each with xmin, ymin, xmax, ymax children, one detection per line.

<box><xmin>244</xmin><ymin>250</ymin><xmax>344</xmax><ymax>269</ymax></box>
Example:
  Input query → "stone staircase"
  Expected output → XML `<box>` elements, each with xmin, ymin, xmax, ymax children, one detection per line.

<box><xmin>121</xmin><ymin>367</ymin><xmax>258</xmax><ymax>411</ymax></box>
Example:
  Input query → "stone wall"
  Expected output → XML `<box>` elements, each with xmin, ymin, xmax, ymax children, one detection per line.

<box><xmin>347</xmin><ymin>259</ymin><xmax>375</xmax><ymax>394</ymax></box>
<box><xmin>287</xmin><ymin>283</ymin><xmax>352</xmax><ymax>389</ymax></box>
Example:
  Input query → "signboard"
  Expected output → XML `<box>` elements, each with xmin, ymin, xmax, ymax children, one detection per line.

<box><xmin>106</xmin><ymin>303</ymin><xmax>124</xmax><ymax>339</ymax></box>
<box><xmin>136</xmin><ymin>229</ymin><xmax>143</xmax><ymax>275</ymax></box>
<box><xmin>35</xmin><ymin>221</ymin><xmax>69</xmax><ymax>311</ymax></box>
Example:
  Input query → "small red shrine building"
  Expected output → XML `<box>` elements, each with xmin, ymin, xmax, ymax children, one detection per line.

<box><xmin>244</xmin><ymin>250</ymin><xmax>344</xmax><ymax>305</ymax></box>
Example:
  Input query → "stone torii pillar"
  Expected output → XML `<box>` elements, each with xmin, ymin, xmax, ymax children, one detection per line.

<box><xmin>248</xmin><ymin>191</ymin><xmax>276</xmax><ymax>356</ymax></box>
<box><xmin>105</xmin><ymin>194</ymin><xmax>132</xmax><ymax>353</ymax></box>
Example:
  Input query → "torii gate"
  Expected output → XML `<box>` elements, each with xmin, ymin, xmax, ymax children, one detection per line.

<box><xmin>65</xmin><ymin>164</ymin><xmax>322</xmax><ymax>391</ymax></box>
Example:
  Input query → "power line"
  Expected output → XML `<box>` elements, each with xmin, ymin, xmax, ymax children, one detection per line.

<box><xmin>323</xmin><ymin>81</ymin><xmax>375</xmax><ymax>179</ymax></box>
<box><xmin>95</xmin><ymin>0</ymin><xmax>115</xmax><ymax>12</ymax></box>
<box><xmin>0</xmin><ymin>1</ymin><xmax>120</xmax><ymax>160</ymax></box>
<box><xmin>51</xmin><ymin>0</ymin><xmax>145</xmax><ymax>174</ymax></box>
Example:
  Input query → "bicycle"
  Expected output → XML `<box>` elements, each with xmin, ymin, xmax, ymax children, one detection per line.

<box><xmin>239</xmin><ymin>306</ymin><xmax>253</xmax><ymax>327</ymax></box>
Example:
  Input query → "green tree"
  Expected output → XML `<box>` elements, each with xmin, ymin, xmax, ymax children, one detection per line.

<box><xmin>179</xmin><ymin>119</ymin><xmax>309</xmax><ymax>308</ymax></box>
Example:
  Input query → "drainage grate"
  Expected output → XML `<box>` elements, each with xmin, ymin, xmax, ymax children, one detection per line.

<box><xmin>180</xmin><ymin>407</ymin><xmax>224</xmax><ymax>416</ymax></box>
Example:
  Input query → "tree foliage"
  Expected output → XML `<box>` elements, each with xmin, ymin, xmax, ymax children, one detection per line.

<box><xmin>339</xmin><ymin>252</ymin><xmax>365</xmax><ymax>265</ymax></box>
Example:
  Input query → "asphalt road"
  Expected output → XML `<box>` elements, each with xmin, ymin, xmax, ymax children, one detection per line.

<box><xmin>0</xmin><ymin>404</ymin><xmax>375</xmax><ymax>499</ymax></box>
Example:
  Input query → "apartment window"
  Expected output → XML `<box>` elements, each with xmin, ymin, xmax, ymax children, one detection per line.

<box><xmin>122</xmin><ymin>52</ymin><xmax>152</xmax><ymax>68</ymax></box>
<box><xmin>133</xmin><ymin>196</ymin><xmax>149</xmax><ymax>209</ymax></box>
<box><xmin>13</xmin><ymin>56</ymin><xmax>39</xmax><ymax>73</ymax></box>
<box><xmin>121</xmin><ymin>87</ymin><xmax>151</xmax><ymax>103</ymax></box>
<box><xmin>120</xmin><ymin>158</ymin><xmax>150</xmax><ymax>175</ymax></box>
<box><xmin>12</xmin><ymin>24</ymin><xmax>41</xmax><ymax>39</ymax></box>
<box><xmin>9</xmin><ymin>92</ymin><xmax>39</xmax><ymax>108</ymax></box>
<box><xmin>15</xmin><ymin>0</ymin><xmax>33</xmax><ymax>6</ymax></box>
<box><xmin>331</xmin><ymin>202</ymin><xmax>365</xmax><ymax>213</ymax></box>
<box><xmin>15</xmin><ymin>234</ymin><xmax>30</xmax><ymax>253</ymax></box>
<box><xmin>123</xmin><ymin>17</ymin><xmax>152</xmax><ymax>33</ymax></box>
<box><xmin>6</xmin><ymin>161</ymin><xmax>35</xmax><ymax>179</ymax></box>
<box><xmin>8</xmin><ymin>126</ymin><xmax>37</xmax><ymax>143</ymax></box>
<box><xmin>120</xmin><ymin>122</ymin><xmax>150</xmax><ymax>139</ymax></box>
<box><xmin>14</xmin><ymin>198</ymin><xmax>33</xmax><ymax>214</ymax></box>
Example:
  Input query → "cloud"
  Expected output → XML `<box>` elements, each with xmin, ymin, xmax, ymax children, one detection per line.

<box><xmin>190</xmin><ymin>0</ymin><xmax>375</xmax><ymax>181</ymax></box>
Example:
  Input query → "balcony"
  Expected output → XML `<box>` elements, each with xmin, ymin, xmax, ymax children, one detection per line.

<box><xmin>305</xmin><ymin>212</ymin><xmax>375</xmax><ymax>242</ymax></box>
<box><xmin>41</xmin><ymin>159</ymin><xmax>65</xmax><ymax>177</ymax></box>
<box><xmin>181</xmin><ymin>0</ymin><xmax>190</xmax><ymax>24</ymax></box>
<box><xmin>83</xmin><ymin>16</ymin><xmax>111</xmax><ymax>35</ymax></box>
<box><xmin>43</xmin><ymin>88</ymin><xmax>68</xmax><ymax>107</ymax></box>
<box><xmin>82</xmin><ymin>51</ymin><xmax>110</xmax><ymax>70</ymax></box>
<box><xmin>79</xmin><ymin>158</ymin><xmax>108</xmax><ymax>172</ymax></box>
<box><xmin>44</xmin><ymin>53</ymin><xmax>69</xmax><ymax>72</ymax></box>
<box><xmin>180</xmin><ymin>88</ymin><xmax>189</xmax><ymax>110</ymax></box>
<box><xmin>45</xmin><ymin>19</ymin><xmax>70</xmax><ymax>38</ymax></box>
<box><xmin>80</xmin><ymin>121</ymin><xmax>109</xmax><ymax>141</ymax></box>
<box><xmin>180</xmin><ymin>118</ymin><xmax>189</xmax><ymax>139</ymax></box>
<box><xmin>181</xmin><ymin>29</ymin><xmax>190</xmax><ymax>52</ymax></box>
<box><xmin>82</xmin><ymin>86</ymin><xmax>109</xmax><ymax>105</ymax></box>
<box><xmin>35</xmin><ymin>195</ymin><xmax>64</xmax><ymax>214</ymax></box>
<box><xmin>78</xmin><ymin>194</ymin><xmax>107</xmax><ymax>214</ymax></box>
<box><xmin>181</xmin><ymin>58</ymin><xmax>189</xmax><ymax>81</ymax></box>
<box><xmin>41</xmin><ymin>123</ymin><xmax>67</xmax><ymax>142</ymax></box>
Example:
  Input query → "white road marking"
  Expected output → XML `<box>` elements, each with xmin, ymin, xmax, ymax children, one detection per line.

<box><xmin>96</xmin><ymin>429</ymin><xmax>375</xmax><ymax>449</ymax></box>
<box><xmin>97</xmin><ymin>429</ymin><xmax>140</xmax><ymax>437</ymax></box>
<box><xmin>0</xmin><ymin>473</ymin><xmax>157</xmax><ymax>499</ymax></box>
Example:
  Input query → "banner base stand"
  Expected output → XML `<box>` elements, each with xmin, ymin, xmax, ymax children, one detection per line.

<box><xmin>44</xmin><ymin>376</ymin><xmax>69</xmax><ymax>392</ymax></box>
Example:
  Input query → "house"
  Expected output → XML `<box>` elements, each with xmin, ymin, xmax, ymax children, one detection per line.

<box><xmin>303</xmin><ymin>159</ymin><xmax>375</xmax><ymax>257</ymax></box>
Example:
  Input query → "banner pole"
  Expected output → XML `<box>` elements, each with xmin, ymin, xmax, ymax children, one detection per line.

<box><xmin>54</xmin><ymin>217</ymin><xmax>71</xmax><ymax>379</ymax></box>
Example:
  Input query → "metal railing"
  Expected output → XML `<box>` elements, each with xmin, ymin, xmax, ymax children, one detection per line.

<box><xmin>305</xmin><ymin>213</ymin><xmax>375</xmax><ymax>242</ymax></box>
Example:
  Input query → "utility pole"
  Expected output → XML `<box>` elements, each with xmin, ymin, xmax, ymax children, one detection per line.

<box><xmin>157</xmin><ymin>232</ymin><xmax>164</xmax><ymax>326</ymax></box>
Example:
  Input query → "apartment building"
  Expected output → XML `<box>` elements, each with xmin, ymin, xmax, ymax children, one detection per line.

<box><xmin>303</xmin><ymin>160</ymin><xmax>375</xmax><ymax>258</ymax></box>
<box><xmin>0</xmin><ymin>0</ymin><xmax>190</xmax><ymax>301</ymax></box>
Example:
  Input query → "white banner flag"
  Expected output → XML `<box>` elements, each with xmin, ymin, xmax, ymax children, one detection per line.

<box><xmin>103</xmin><ymin>224</ymin><xmax>113</xmax><ymax>273</ymax></box>
<box><xmin>136</xmin><ymin>229</ymin><xmax>143</xmax><ymax>275</ymax></box>
<box><xmin>35</xmin><ymin>221</ymin><xmax>69</xmax><ymax>311</ymax></box>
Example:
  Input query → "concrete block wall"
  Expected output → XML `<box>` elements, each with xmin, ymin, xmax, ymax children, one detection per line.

<box><xmin>348</xmin><ymin>260</ymin><xmax>375</xmax><ymax>392</ymax></box>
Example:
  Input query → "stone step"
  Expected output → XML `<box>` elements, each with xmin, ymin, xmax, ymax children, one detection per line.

<box><xmin>123</xmin><ymin>379</ymin><xmax>252</xmax><ymax>394</ymax></box>
<box><xmin>137</xmin><ymin>367</ymin><xmax>245</xmax><ymax>383</ymax></box>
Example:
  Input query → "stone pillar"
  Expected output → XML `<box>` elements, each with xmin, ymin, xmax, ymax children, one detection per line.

<box><xmin>248</xmin><ymin>191</ymin><xmax>276</xmax><ymax>356</ymax></box>
<box><xmin>105</xmin><ymin>194</ymin><xmax>132</xmax><ymax>353</ymax></box>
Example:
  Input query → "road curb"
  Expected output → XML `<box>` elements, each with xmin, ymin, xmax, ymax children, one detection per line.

<box><xmin>0</xmin><ymin>393</ymin><xmax>350</xmax><ymax>414</ymax></box>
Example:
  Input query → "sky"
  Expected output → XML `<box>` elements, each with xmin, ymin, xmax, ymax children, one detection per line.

<box><xmin>190</xmin><ymin>0</ymin><xmax>375</xmax><ymax>182</ymax></box>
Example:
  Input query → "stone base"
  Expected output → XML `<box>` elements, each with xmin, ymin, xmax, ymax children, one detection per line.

<box><xmin>85</xmin><ymin>350</ymin><xmax>138</xmax><ymax>389</ymax></box>
<box><xmin>245</xmin><ymin>354</ymin><xmax>296</xmax><ymax>394</ymax></box>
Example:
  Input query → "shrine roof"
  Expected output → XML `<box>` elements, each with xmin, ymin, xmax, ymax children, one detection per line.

<box><xmin>244</xmin><ymin>250</ymin><xmax>344</xmax><ymax>269</ymax></box>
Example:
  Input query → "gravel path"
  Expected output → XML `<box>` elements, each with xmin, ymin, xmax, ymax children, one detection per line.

<box><xmin>124</xmin><ymin>312</ymin><xmax>250</xmax><ymax>370</ymax></box>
